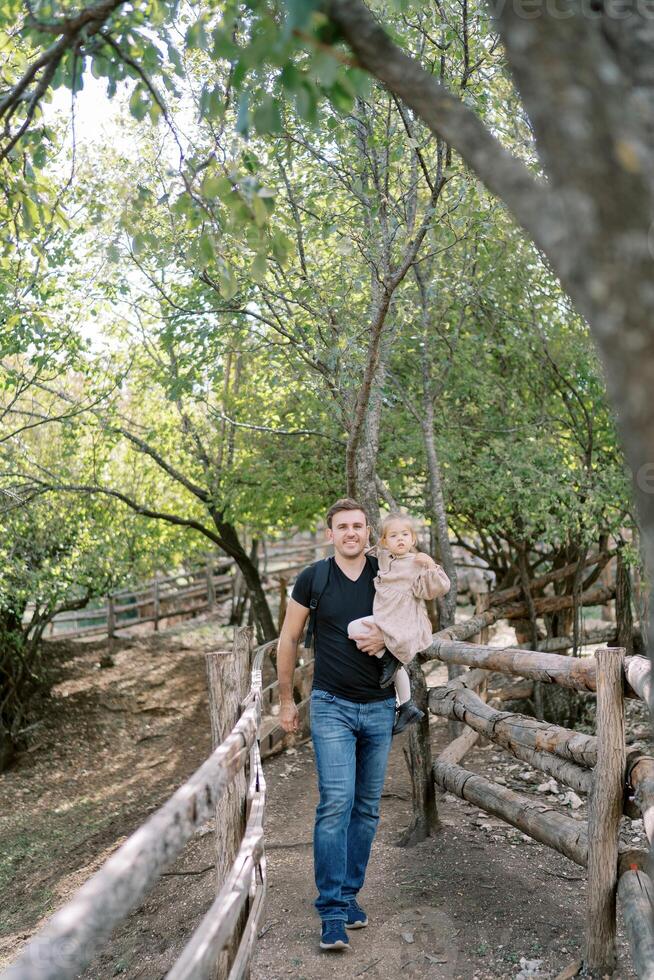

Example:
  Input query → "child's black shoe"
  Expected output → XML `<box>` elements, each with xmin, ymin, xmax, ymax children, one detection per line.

<box><xmin>378</xmin><ymin>650</ymin><xmax>401</xmax><ymax>688</ymax></box>
<box><xmin>392</xmin><ymin>699</ymin><xmax>424</xmax><ymax>735</ymax></box>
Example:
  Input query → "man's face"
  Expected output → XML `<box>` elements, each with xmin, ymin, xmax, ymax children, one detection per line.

<box><xmin>327</xmin><ymin>509</ymin><xmax>369</xmax><ymax>558</ymax></box>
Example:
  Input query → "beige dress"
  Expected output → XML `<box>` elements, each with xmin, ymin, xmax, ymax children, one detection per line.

<box><xmin>371</xmin><ymin>547</ymin><xmax>451</xmax><ymax>664</ymax></box>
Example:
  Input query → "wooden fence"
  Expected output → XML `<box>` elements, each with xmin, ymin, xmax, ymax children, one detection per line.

<box><xmin>5</xmin><ymin>543</ymin><xmax>645</xmax><ymax>977</ymax></box>
<box><xmin>42</xmin><ymin>539</ymin><xmax>331</xmax><ymax>640</ymax></box>
<box><xmin>427</xmin><ymin>638</ymin><xmax>654</xmax><ymax>977</ymax></box>
<box><xmin>39</xmin><ymin>532</ymin><xmax>501</xmax><ymax>642</ymax></box>
<box><xmin>0</xmin><ymin>626</ymin><xmax>295</xmax><ymax>980</ymax></box>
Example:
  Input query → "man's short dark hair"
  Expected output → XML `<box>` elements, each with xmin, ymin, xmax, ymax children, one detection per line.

<box><xmin>326</xmin><ymin>498</ymin><xmax>369</xmax><ymax>529</ymax></box>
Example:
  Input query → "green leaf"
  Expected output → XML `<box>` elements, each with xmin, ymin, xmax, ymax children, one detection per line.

<box><xmin>283</xmin><ymin>0</ymin><xmax>321</xmax><ymax>34</ymax></box>
<box><xmin>236</xmin><ymin>91</ymin><xmax>249</xmax><ymax>135</ymax></box>
<box><xmin>128</xmin><ymin>86</ymin><xmax>150</xmax><ymax>122</ymax></box>
<box><xmin>201</xmin><ymin>174</ymin><xmax>225</xmax><ymax>199</ymax></box>
<box><xmin>313</xmin><ymin>50</ymin><xmax>339</xmax><ymax>87</ymax></box>
<box><xmin>186</xmin><ymin>18</ymin><xmax>209</xmax><ymax>50</ymax></box>
<box><xmin>250</xmin><ymin>252</ymin><xmax>267</xmax><ymax>282</ymax></box>
<box><xmin>252</xmin><ymin>195</ymin><xmax>268</xmax><ymax>227</ymax></box>
<box><xmin>199</xmin><ymin>233</ymin><xmax>216</xmax><ymax>264</ymax></box>
<box><xmin>252</xmin><ymin>95</ymin><xmax>282</xmax><ymax>135</ymax></box>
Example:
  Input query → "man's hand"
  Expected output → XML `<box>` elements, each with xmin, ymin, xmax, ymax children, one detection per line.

<box><xmin>414</xmin><ymin>551</ymin><xmax>436</xmax><ymax>568</ymax></box>
<box><xmin>355</xmin><ymin>623</ymin><xmax>386</xmax><ymax>656</ymax></box>
<box><xmin>279</xmin><ymin>699</ymin><xmax>300</xmax><ymax>733</ymax></box>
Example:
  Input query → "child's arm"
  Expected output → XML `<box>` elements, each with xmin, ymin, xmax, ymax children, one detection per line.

<box><xmin>411</xmin><ymin>555</ymin><xmax>451</xmax><ymax>600</ymax></box>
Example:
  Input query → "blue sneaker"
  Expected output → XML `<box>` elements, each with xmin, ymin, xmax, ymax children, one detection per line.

<box><xmin>345</xmin><ymin>899</ymin><xmax>368</xmax><ymax>929</ymax></box>
<box><xmin>320</xmin><ymin>919</ymin><xmax>349</xmax><ymax>950</ymax></box>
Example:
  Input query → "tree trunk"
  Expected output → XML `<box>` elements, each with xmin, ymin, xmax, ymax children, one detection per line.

<box><xmin>0</xmin><ymin>604</ymin><xmax>34</xmax><ymax>771</ymax></box>
<box><xmin>211</xmin><ymin>515</ymin><xmax>276</xmax><ymax>642</ymax></box>
<box><xmin>397</xmin><ymin>657</ymin><xmax>441</xmax><ymax>846</ymax></box>
<box><xmin>353</xmin><ymin>366</ymin><xmax>385</xmax><ymax>537</ymax></box>
<box><xmin>325</xmin><ymin>1</ymin><xmax>654</xmax><ymax>774</ymax></box>
<box><xmin>616</xmin><ymin>548</ymin><xmax>635</xmax><ymax>657</ymax></box>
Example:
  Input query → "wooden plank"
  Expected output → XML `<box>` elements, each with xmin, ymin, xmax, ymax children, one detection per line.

<box><xmin>53</xmin><ymin>607</ymin><xmax>109</xmax><ymax>623</ymax></box>
<box><xmin>618</xmin><ymin>867</ymin><xmax>654</xmax><ymax>980</ymax></box>
<box><xmin>207</xmin><ymin>630</ymin><xmax>251</xmax><ymax>895</ymax></box>
<box><xmin>165</xmin><ymin>796</ymin><xmax>266</xmax><ymax>980</ymax></box>
<box><xmin>207</xmin><ymin>629</ymin><xmax>251</xmax><ymax>979</ymax></box>
<box><xmin>584</xmin><ymin>648</ymin><xmax>625</xmax><ymax>973</ymax></box>
<box><xmin>430</xmin><ymin>683</ymin><xmax>598</xmax><ymax>768</ymax></box>
<box><xmin>2</xmin><ymin>705</ymin><xmax>258</xmax><ymax>980</ymax></box>
<box><xmin>433</xmin><ymin>759</ymin><xmax>588</xmax><ymax>866</ymax></box>
<box><xmin>226</xmin><ymin>873</ymin><xmax>267</xmax><ymax>980</ymax></box>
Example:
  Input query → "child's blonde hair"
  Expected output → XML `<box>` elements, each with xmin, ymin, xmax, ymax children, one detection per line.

<box><xmin>379</xmin><ymin>512</ymin><xmax>418</xmax><ymax>549</ymax></box>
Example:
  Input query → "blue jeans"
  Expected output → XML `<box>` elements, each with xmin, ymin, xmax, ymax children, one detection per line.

<box><xmin>310</xmin><ymin>689</ymin><xmax>395</xmax><ymax>921</ymax></box>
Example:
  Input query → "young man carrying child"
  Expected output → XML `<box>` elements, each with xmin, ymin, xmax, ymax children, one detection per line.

<box><xmin>277</xmin><ymin>498</ymin><xmax>395</xmax><ymax>952</ymax></box>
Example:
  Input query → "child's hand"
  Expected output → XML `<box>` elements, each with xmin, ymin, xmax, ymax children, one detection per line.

<box><xmin>414</xmin><ymin>552</ymin><xmax>436</xmax><ymax>568</ymax></box>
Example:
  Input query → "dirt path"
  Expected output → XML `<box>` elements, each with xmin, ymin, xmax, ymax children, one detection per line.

<box><xmin>0</xmin><ymin>617</ymin><xmax>646</xmax><ymax>979</ymax></box>
<box><xmin>253</xmin><ymin>700</ymin><xmax>638</xmax><ymax>980</ymax></box>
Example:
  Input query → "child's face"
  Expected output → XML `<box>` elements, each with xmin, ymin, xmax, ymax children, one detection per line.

<box><xmin>382</xmin><ymin>520</ymin><xmax>415</xmax><ymax>556</ymax></box>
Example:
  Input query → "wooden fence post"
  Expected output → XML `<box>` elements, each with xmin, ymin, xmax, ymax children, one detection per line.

<box><xmin>153</xmin><ymin>578</ymin><xmax>160</xmax><ymax>632</ymax></box>
<box><xmin>107</xmin><ymin>595</ymin><xmax>115</xmax><ymax>641</ymax></box>
<box><xmin>585</xmin><ymin>646</ymin><xmax>626</xmax><ymax>975</ymax></box>
<box><xmin>474</xmin><ymin>591</ymin><xmax>490</xmax><ymax>645</ymax></box>
<box><xmin>205</xmin><ymin>625</ymin><xmax>252</xmax><ymax>979</ymax></box>
<box><xmin>206</xmin><ymin>562</ymin><xmax>216</xmax><ymax>612</ymax></box>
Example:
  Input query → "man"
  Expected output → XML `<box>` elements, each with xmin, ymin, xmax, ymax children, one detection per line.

<box><xmin>277</xmin><ymin>498</ymin><xmax>396</xmax><ymax>951</ymax></box>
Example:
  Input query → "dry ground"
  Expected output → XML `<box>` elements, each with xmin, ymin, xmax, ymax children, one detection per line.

<box><xmin>0</xmin><ymin>614</ymin><xmax>647</xmax><ymax>980</ymax></box>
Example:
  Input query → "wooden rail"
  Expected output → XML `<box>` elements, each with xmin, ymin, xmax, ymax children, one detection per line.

<box><xmin>41</xmin><ymin>538</ymin><xmax>333</xmax><ymax>641</ymax></box>
<box><xmin>0</xmin><ymin>627</ymin><xmax>276</xmax><ymax>980</ymax></box>
<box><xmin>429</xmin><ymin>642</ymin><xmax>654</xmax><ymax>977</ymax></box>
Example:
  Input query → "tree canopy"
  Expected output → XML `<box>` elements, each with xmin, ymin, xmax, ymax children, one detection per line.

<box><xmin>0</xmin><ymin>0</ymin><xmax>648</xmax><ymax>756</ymax></box>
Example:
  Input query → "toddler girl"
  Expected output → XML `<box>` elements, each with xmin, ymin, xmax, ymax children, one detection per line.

<box><xmin>348</xmin><ymin>512</ymin><xmax>451</xmax><ymax>735</ymax></box>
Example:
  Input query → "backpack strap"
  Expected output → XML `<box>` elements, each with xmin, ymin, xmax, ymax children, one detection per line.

<box><xmin>304</xmin><ymin>557</ymin><xmax>333</xmax><ymax>650</ymax></box>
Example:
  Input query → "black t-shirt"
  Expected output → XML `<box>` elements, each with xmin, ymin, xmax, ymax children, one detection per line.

<box><xmin>291</xmin><ymin>557</ymin><xmax>390</xmax><ymax>703</ymax></box>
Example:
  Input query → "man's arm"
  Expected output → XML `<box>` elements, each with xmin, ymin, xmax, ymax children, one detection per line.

<box><xmin>277</xmin><ymin>597</ymin><xmax>310</xmax><ymax>733</ymax></box>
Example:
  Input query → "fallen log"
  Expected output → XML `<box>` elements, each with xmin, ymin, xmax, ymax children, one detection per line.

<box><xmin>490</xmin><ymin>551</ymin><xmax>615</xmax><ymax>607</ymax></box>
<box><xmin>433</xmin><ymin>759</ymin><xmax>588</xmax><ymax>866</ymax></box>
<box><xmin>489</xmin><ymin>680</ymin><xmax>535</xmax><ymax>703</ymax></box>
<box><xmin>625</xmin><ymin>656</ymin><xmax>652</xmax><ymax>706</ymax></box>
<box><xmin>500</xmin><ymin>586</ymin><xmax>614</xmax><ymax>621</ymax></box>
<box><xmin>618</xmin><ymin>866</ymin><xmax>654</xmax><ymax>980</ymax></box>
<box><xmin>425</xmin><ymin>586</ymin><xmax>614</xmax><ymax>656</ymax></box>
<box><xmin>429</xmin><ymin>683</ymin><xmax>597</xmax><ymax>768</ymax></box>
<box><xmin>627</xmin><ymin>753</ymin><xmax>654</xmax><ymax>845</ymax></box>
